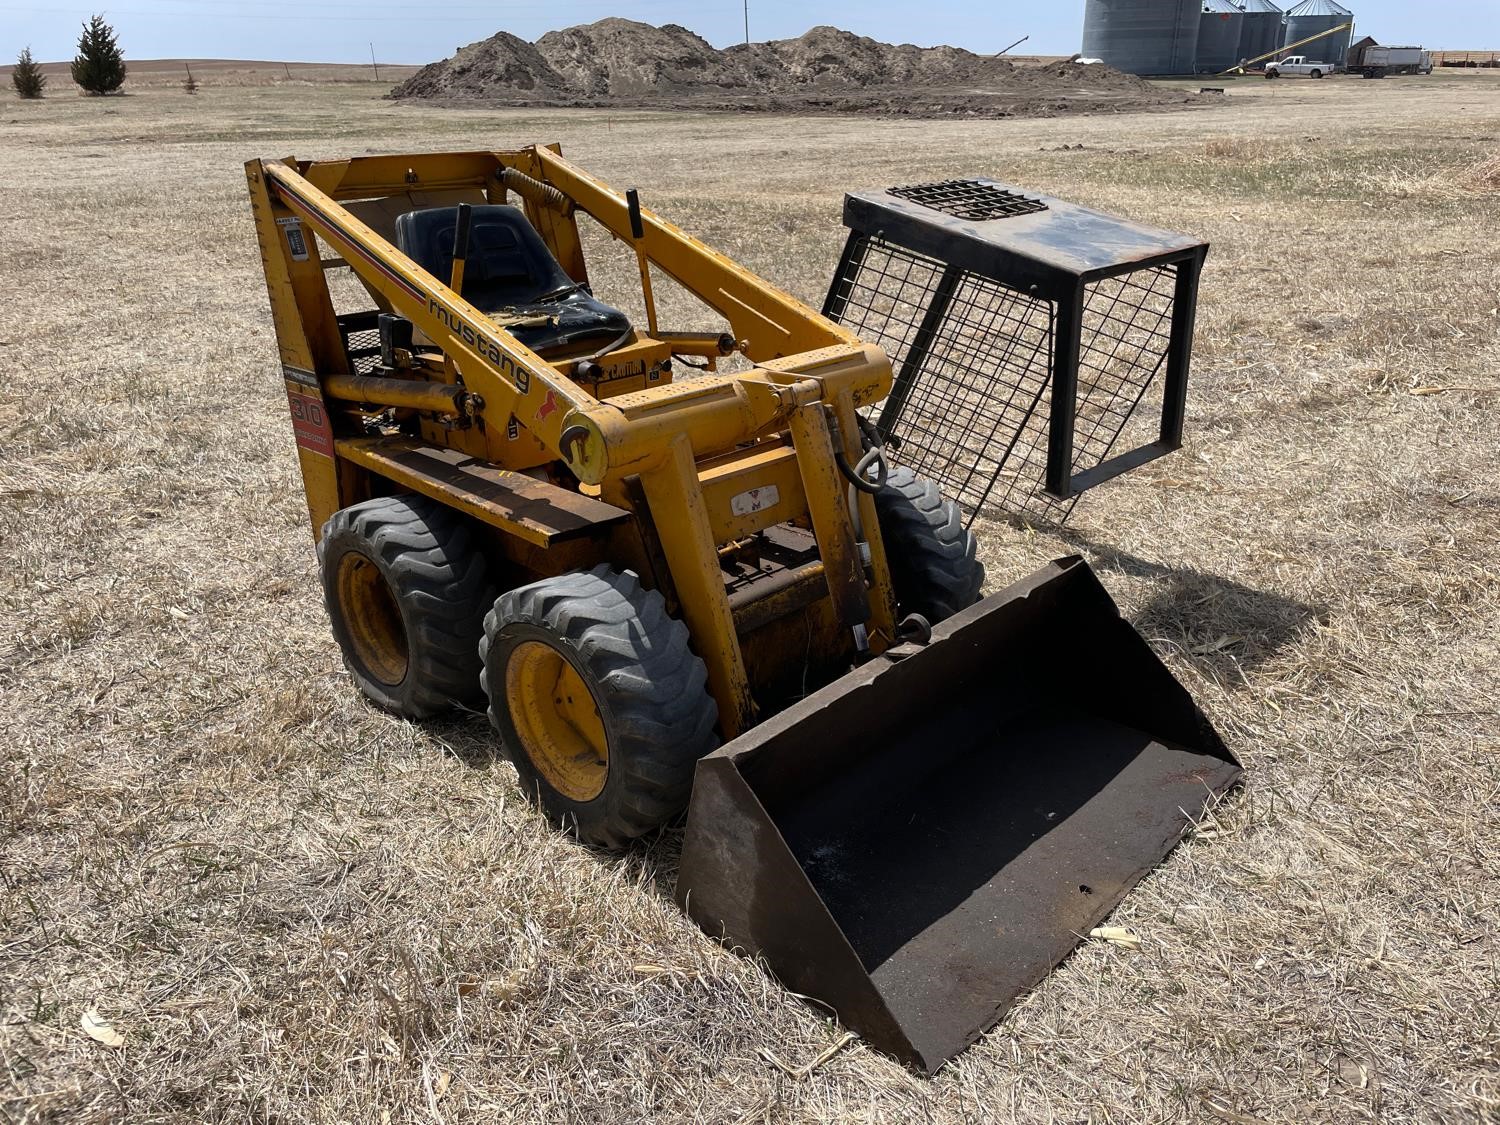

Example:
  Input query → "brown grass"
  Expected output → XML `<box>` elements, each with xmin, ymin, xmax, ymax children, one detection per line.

<box><xmin>1452</xmin><ymin>153</ymin><xmax>1500</xmax><ymax>193</ymax></box>
<box><xmin>2</xmin><ymin>73</ymin><xmax>1499</xmax><ymax>1122</ymax></box>
<box><xmin>0</xmin><ymin>58</ymin><xmax>421</xmax><ymax>90</ymax></box>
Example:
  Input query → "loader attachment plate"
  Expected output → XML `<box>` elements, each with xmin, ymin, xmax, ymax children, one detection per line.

<box><xmin>676</xmin><ymin>556</ymin><xmax>1240</xmax><ymax>1073</ymax></box>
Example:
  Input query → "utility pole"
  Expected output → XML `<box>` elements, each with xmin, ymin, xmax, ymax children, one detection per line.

<box><xmin>744</xmin><ymin>0</ymin><xmax>750</xmax><ymax>46</ymax></box>
<box><xmin>369</xmin><ymin>42</ymin><xmax>380</xmax><ymax>82</ymax></box>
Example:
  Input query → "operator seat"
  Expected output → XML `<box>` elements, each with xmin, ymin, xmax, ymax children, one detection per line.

<box><xmin>394</xmin><ymin>205</ymin><xmax>632</xmax><ymax>356</ymax></box>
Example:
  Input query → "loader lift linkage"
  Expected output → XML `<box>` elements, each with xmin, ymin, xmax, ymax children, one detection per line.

<box><xmin>247</xmin><ymin>146</ymin><xmax>1240</xmax><ymax>1072</ymax></box>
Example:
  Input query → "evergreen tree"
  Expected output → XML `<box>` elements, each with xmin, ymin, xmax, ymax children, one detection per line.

<box><xmin>12</xmin><ymin>48</ymin><xmax>46</xmax><ymax>99</ymax></box>
<box><xmin>71</xmin><ymin>15</ymin><xmax>126</xmax><ymax>95</ymax></box>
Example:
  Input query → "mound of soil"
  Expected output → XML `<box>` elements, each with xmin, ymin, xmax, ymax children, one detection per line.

<box><xmin>726</xmin><ymin>26</ymin><xmax>989</xmax><ymax>88</ymax></box>
<box><xmin>391</xmin><ymin>32</ymin><xmax>568</xmax><ymax>99</ymax></box>
<box><xmin>535</xmin><ymin>19</ymin><xmax>749</xmax><ymax>96</ymax></box>
<box><xmin>1012</xmin><ymin>59</ymin><xmax>1158</xmax><ymax>92</ymax></box>
<box><xmin>392</xmin><ymin>20</ymin><xmax>1206</xmax><ymax>120</ymax></box>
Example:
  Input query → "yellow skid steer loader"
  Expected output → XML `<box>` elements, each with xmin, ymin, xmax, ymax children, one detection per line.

<box><xmin>246</xmin><ymin>146</ymin><xmax>1239</xmax><ymax>1072</ymax></box>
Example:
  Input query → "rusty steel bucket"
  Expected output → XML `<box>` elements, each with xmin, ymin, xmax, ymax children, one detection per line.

<box><xmin>676</xmin><ymin>556</ymin><xmax>1241</xmax><ymax>1073</ymax></box>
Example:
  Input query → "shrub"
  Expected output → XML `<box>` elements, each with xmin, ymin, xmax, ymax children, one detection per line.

<box><xmin>71</xmin><ymin>15</ymin><xmax>126</xmax><ymax>95</ymax></box>
<box><xmin>12</xmin><ymin>47</ymin><xmax>46</xmax><ymax>99</ymax></box>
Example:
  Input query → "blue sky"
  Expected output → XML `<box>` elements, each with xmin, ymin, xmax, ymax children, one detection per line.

<box><xmin>5</xmin><ymin>1</ymin><xmax>1492</xmax><ymax>65</ymax></box>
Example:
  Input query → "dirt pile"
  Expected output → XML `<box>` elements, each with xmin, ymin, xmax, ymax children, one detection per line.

<box><xmin>535</xmin><ymin>20</ymin><xmax>750</xmax><ymax>96</ymax></box>
<box><xmin>729</xmin><ymin>26</ymin><xmax>972</xmax><ymax>87</ymax></box>
<box><xmin>391</xmin><ymin>32</ymin><xmax>568</xmax><ymax>99</ymax></box>
<box><xmin>726</xmin><ymin>26</ymin><xmax>989</xmax><ymax>88</ymax></box>
<box><xmin>392</xmin><ymin>19</ymin><xmax>1205</xmax><ymax>120</ymax></box>
<box><xmin>1010</xmin><ymin>59</ymin><xmax>1158</xmax><ymax>92</ymax></box>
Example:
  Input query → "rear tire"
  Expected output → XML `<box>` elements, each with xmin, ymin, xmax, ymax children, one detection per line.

<box><xmin>319</xmin><ymin>494</ymin><xmax>492</xmax><ymax>718</ymax></box>
<box><xmin>874</xmin><ymin>468</ymin><xmax>985</xmax><ymax>624</ymax></box>
<box><xmin>481</xmin><ymin>566</ymin><xmax>719</xmax><ymax>849</ymax></box>
<box><xmin>1311</xmin><ymin>69</ymin><xmax>1323</xmax><ymax>79</ymax></box>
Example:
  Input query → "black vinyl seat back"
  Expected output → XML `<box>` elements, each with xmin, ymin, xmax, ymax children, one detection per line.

<box><xmin>394</xmin><ymin>204</ymin><xmax>573</xmax><ymax>310</ymax></box>
<box><xmin>394</xmin><ymin>204</ymin><xmax>632</xmax><ymax>356</ymax></box>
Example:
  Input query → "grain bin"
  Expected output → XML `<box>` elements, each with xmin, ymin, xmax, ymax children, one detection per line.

<box><xmin>1082</xmin><ymin>0</ymin><xmax>1202</xmax><ymax>76</ymax></box>
<box><xmin>1283</xmin><ymin>0</ymin><xmax>1354</xmax><ymax>66</ymax></box>
<box><xmin>1236</xmin><ymin>0</ymin><xmax>1285</xmax><ymax>65</ymax></box>
<box><xmin>1196</xmin><ymin>0</ymin><xmax>1245</xmax><ymax>72</ymax></box>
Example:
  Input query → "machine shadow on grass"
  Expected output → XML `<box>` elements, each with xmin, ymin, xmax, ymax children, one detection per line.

<box><xmin>1054</xmin><ymin>529</ymin><xmax>1327</xmax><ymax>685</ymax></box>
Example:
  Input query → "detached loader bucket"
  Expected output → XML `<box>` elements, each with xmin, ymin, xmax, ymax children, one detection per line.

<box><xmin>676</xmin><ymin>557</ymin><xmax>1240</xmax><ymax>1073</ymax></box>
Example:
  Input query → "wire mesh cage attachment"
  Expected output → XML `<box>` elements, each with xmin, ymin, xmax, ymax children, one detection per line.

<box><xmin>825</xmin><ymin>180</ymin><xmax>1208</xmax><ymax>523</ymax></box>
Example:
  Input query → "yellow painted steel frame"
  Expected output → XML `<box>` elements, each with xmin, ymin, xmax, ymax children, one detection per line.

<box><xmin>246</xmin><ymin>145</ymin><xmax>898</xmax><ymax>737</ymax></box>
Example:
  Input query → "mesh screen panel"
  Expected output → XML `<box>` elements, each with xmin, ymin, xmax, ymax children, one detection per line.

<box><xmin>1072</xmin><ymin>265</ymin><xmax>1178</xmax><ymax>501</ymax></box>
<box><xmin>887</xmin><ymin>180</ymin><xmax>1049</xmax><ymax>222</ymax></box>
<box><xmin>337</xmin><ymin>312</ymin><xmax>383</xmax><ymax>375</ymax></box>
<box><xmin>828</xmin><ymin>235</ymin><xmax>1177</xmax><ymax>523</ymax></box>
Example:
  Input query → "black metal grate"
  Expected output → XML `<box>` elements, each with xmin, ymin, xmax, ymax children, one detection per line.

<box><xmin>1071</xmin><ymin>266</ymin><xmax>1179</xmax><ymax>502</ymax></box>
<box><xmin>827</xmin><ymin>235</ymin><xmax>1175</xmax><ymax>524</ymax></box>
<box><xmin>888</xmin><ymin>180</ymin><xmax>1049</xmax><ymax>222</ymax></box>
<box><xmin>336</xmin><ymin>311</ymin><xmax>383</xmax><ymax>375</ymax></box>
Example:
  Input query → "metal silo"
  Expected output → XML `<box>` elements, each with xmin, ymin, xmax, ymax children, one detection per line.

<box><xmin>1283</xmin><ymin>0</ymin><xmax>1354</xmax><ymax>66</ymax></box>
<box><xmin>1236</xmin><ymin>0</ymin><xmax>1284</xmax><ymax>66</ymax></box>
<box><xmin>1196</xmin><ymin>0</ymin><xmax>1244</xmax><ymax>73</ymax></box>
<box><xmin>1082</xmin><ymin>0</ymin><xmax>1203</xmax><ymax>76</ymax></box>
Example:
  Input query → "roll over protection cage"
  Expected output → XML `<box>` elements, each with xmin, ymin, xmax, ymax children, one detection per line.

<box><xmin>823</xmin><ymin>179</ymin><xmax>1209</xmax><ymax>522</ymax></box>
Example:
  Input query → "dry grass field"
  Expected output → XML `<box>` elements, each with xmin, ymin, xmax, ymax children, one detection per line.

<box><xmin>2</xmin><ymin>71</ymin><xmax>1498</xmax><ymax>1123</ymax></box>
<box><xmin>0</xmin><ymin>58</ymin><xmax>421</xmax><ymax>89</ymax></box>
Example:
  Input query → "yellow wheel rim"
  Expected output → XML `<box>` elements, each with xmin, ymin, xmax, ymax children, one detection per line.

<box><xmin>336</xmin><ymin>553</ymin><xmax>408</xmax><ymax>686</ymax></box>
<box><xmin>505</xmin><ymin>640</ymin><xmax>609</xmax><ymax>803</ymax></box>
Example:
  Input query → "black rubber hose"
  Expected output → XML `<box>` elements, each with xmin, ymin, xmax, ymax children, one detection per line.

<box><xmin>838</xmin><ymin>443</ymin><xmax>890</xmax><ymax>496</ymax></box>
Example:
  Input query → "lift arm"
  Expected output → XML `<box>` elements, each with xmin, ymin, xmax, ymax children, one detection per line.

<box><xmin>249</xmin><ymin>150</ymin><xmax>888</xmax><ymax>487</ymax></box>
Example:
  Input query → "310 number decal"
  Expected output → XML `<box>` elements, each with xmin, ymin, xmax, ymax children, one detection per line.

<box><xmin>286</xmin><ymin>387</ymin><xmax>334</xmax><ymax>457</ymax></box>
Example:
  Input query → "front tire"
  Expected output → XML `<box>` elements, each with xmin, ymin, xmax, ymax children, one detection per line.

<box><xmin>481</xmin><ymin>567</ymin><xmax>718</xmax><ymax>849</ymax></box>
<box><xmin>319</xmin><ymin>495</ymin><xmax>493</xmax><ymax>718</ymax></box>
<box><xmin>874</xmin><ymin>468</ymin><xmax>985</xmax><ymax>624</ymax></box>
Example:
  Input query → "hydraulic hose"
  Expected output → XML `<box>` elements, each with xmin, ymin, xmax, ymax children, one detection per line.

<box><xmin>572</xmin><ymin>327</ymin><xmax>639</xmax><ymax>385</ymax></box>
<box><xmin>825</xmin><ymin>406</ymin><xmax>889</xmax><ymax>547</ymax></box>
<box><xmin>837</xmin><ymin>423</ymin><xmax>890</xmax><ymax>543</ymax></box>
<box><xmin>839</xmin><ymin>445</ymin><xmax>890</xmax><ymax>495</ymax></box>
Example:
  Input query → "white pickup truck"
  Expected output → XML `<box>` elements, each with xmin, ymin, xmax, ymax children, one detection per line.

<box><xmin>1265</xmin><ymin>56</ymin><xmax>1335</xmax><ymax>79</ymax></box>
